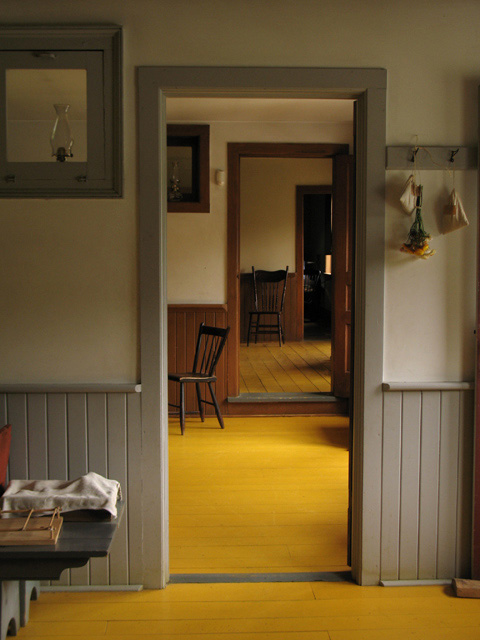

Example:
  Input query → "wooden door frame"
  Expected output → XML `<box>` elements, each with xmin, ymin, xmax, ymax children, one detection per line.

<box><xmin>137</xmin><ymin>66</ymin><xmax>387</xmax><ymax>587</ymax></box>
<box><xmin>295</xmin><ymin>184</ymin><xmax>333</xmax><ymax>342</ymax></box>
<box><xmin>473</xmin><ymin>88</ymin><xmax>480</xmax><ymax>578</ymax></box>
<box><xmin>227</xmin><ymin>143</ymin><xmax>348</xmax><ymax>399</ymax></box>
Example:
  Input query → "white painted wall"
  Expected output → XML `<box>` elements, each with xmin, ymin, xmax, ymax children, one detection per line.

<box><xmin>0</xmin><ymin>0</ymin><xmax>478</xmax><ymax>385</ymax></box>
<box><xmin>240</xmin><ymin>157</ymin><xmax>332</xmax><ymax>273</ymax></box>
<box><xmin>167</xmin><ymin>121</ymin><xmax>350</xmax><ymax>304</ymax></box>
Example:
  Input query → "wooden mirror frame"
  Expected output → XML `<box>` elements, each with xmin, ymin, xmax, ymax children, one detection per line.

<box><xmin>167</xmin><ymin>124</ymin><xmax>209</xmax><ymax>212</ymax></box>
<box><xmin>0</xmin><ymin>25</ymin><xmax>123</xmax><ymax>198</ymax></box>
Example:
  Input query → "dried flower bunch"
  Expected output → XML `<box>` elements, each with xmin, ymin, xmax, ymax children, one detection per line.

<box><xmin>400</xmin><ymin>182</ymin><xmax>435</xmax><ymax>259</ymax></box>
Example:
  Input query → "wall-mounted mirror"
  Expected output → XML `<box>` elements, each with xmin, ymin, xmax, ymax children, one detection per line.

<box><xmin>167</xmin><ymin>125</ymin><xmax>210</xmax><ymax>212</ymax></box>
<box><xmin>0</xmin><ymin>26</ymin><xmax>122</xmax><ymax>197</ymax></box>
<box><xmin>6</xmin><ymin>68</ymin><xmax>87</xmax><ymax>163</ymax></box>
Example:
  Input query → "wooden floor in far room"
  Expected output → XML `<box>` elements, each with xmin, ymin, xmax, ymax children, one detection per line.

<box><xmin>239</xmin><ymin>340</ymin><xmax>331</xmax><ymax>394</ymax></box>
<box><xmin>169</xmin><ymin>415</ymin><xmax>349</xmax><ymax>574</ymax></box>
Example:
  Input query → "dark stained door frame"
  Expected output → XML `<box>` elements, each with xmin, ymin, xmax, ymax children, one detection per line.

<box><xmin>227</xmin><ymin>142</ymin><xmax>349</xmax><ymax>400</ymax></box>
<box><xmin>331</xmin><ymin>154</ymin><xmax>355</xmax><ymax>399</ymax></box>
<box><xmin>473</xmin><ymin>170</ymin><xmax>480</xmax><ymax>578</ymax></box>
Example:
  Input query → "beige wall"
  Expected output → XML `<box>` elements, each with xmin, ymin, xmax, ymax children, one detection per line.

<box><xmin>167</xmin><ymin>121</ymin><xmax>350</xmax><ymax>304</ymax></box>
<box><xmin>0</xmin><ymin>0</ymin><xmax>478</xmax><ymax>384</ymax></box>
<box><xmin>240</xmin><ymin>157</ymin><xmax>332</xmax><ymax>273</ymax></box>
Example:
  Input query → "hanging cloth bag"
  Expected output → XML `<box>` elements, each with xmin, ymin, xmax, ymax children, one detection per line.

<box><xmin>443</xmin><ymin>188</ymin><xmax>469</xmax><ymax>234</ymax></box>
<box><xmin>400</xmin><ymin>174</ymin><xmax>418</xmax><ymax>214</ymax></box>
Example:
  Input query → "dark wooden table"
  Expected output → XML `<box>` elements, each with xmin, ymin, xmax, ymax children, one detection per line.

<box><xmin>0</xmin><ymin>501</ymin><xmax>124</xmax><ymax>580</ymax></box>
<box><xmin>0</xmin><ymin>502</ymin><xmax>125</xmax><ymax>640</ymax></box>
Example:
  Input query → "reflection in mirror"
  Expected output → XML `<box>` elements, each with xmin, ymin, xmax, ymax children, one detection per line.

<box><xmin>6</xmin><ymin>69</ymin><xmax>87</xmax><ymax>162</ymax></box>
<box><xmin>167</xmin><ymin>146</ymin><xmax>193</xmax><ymax>199</ymax></box>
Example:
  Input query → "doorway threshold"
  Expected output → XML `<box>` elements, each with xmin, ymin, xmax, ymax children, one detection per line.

<box><xmin>170</xmin><ymin>571</ymin><xmax>352</xmax><ymax>584</ymax></box>
<box><xmin>228</xmin><ymin>392</ymin><xmax>341</xmax><ymax>403</ymax></box>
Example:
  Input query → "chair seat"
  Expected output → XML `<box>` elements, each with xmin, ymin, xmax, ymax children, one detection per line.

<box><xmin>168</xmin><ymin>372</ymin><xmax>217</xmax><ymax>383</ymax></box>
<box><xmin>249</xmin><ymin>310</ymin><xmax>280</xmax><ymax>315</ymax></box>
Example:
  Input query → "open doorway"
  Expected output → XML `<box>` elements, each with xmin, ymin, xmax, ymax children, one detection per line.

<box><xmin>238</xmin><ymin>157</ymin><xmax>335</xmax><ymax>399</ymax></box>
<box><xmin>165</xmin><ymin>102</ymin><xmax>354</xmax><ymax>578</ymax></box>
<box><xmin>137</xmin><ymin>66</ymin><xmax>387</xmax><ymax>588</ymax></box>
<box><xmin>229</xmin><ymin>142</ymin><xmax>354</xmax><ymax>412</ymax></box>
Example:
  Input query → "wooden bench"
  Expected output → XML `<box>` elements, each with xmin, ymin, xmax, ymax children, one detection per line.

<box><xmin>0</xmin><ymin>423</ymin><xmax>124</xmax><ymax>638</ymax></box>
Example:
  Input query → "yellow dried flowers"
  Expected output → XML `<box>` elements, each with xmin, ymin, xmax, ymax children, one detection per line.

<box><xmin>400</xmin><ymin>184</ymin><xmax>435</xmax><ymax>259</ymax></box>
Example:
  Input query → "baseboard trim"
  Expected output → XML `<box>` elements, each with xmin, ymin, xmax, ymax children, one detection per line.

<box><xmin>228</xmin><ymin>392</ymin><xmax>341</xmax><ymax>403</ymax></box>
<box><xmin>380</xmin><ymin>579</ymin><xmax>452</xmax><ymax>587</ymax></box>
<box><xmin>41</xmin><ymin>585</ymin><xmax>144</xmax><ymax>592</ymax></box>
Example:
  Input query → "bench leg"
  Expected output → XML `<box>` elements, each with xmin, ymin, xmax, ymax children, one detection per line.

<box><xmin>0</xmin><ymin>581</ymin><xmax>20</xmax><ymax>640</ymax></box>
<box><xmin>19</xmin><ymin>581</ymin><xmax>40</xmax><ymax>628</ymax></box>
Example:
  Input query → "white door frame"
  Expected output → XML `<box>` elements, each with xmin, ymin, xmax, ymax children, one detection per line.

<box><xmin>137</xmin><ymin>67</ymin><xmax>387</xmax><ymax>588</ymax></box>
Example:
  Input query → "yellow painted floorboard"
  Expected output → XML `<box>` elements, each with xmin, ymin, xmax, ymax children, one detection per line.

<box><xmin>169</xmin><ymin>415</ymin><xmax>349</xmax><ymax>573</ymax></box>
<box><xmin>21</xmin><ymin>416</ymin><xmax>480</xmax><ymax>640</ymax></box>
<box><xmin>20</xmin><ymin>584</ymin><xmax>480</xmax><ymax>639</ymax></box>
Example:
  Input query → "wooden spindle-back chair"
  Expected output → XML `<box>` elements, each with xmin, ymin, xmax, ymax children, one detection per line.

<box><xmin>168</xmin><ymin>323</ymin><xmax>230</xmax><ymax>434</ymax></box>
<box><xmin>247</xmin><ymin>266</ymin><xmax>289</xmax><ymax>347</ymax></box>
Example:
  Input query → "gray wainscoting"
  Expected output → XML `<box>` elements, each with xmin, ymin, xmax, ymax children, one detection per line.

<box><xmin>381</xmin><ymin>384</ymin><xmax>474</xmax><ymax>581</ymax></box>
<box><xmin>0</xmin><ymin>388</ymin><xmax>143</xmax><ymax>587</ymax></box>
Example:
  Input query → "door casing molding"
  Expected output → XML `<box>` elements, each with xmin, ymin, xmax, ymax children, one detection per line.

<box><xmin>137</xmin><ymin>67</ymin><xmax>387</xmax><ymax>587</ymax></box>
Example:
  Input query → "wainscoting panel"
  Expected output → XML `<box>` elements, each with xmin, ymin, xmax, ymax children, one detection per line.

<box><xmin>0</xmin><ymin>388</ymin><xmax>142</xmax><ymax>587</ymax></box>
<box><xmin>240</xmin><ymin>273</ymin><xmax>298</xmax><ymax>343</ymax></box>
<box><xmin>381</xmin><ymin>385</ymin><xmax>474</xmax><ymax>581</ymax></box>
<box><xmin>168</xmin><ymin>305</ymin><xmax>228</xmax><ymax>417</ymax></box>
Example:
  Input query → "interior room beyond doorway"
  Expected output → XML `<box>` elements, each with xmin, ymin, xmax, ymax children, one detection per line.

<box><xmin>240</xmin><ymin>161</ymin><xmax>335</xmax><ymax>398</ymax></box>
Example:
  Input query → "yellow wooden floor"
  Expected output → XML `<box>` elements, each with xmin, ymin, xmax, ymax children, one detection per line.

<box><xmin>20</xmin><ymin>417</ymin><xmax>480</xmax><ymax>640</ymax></box>
<box><xmin>169</xmin><ymin>415</ymin><xmax>349</xmax><ymax>574</ymax></box>
<box><xmin>21</xmin><ymin>582</ymin><xmax>480</xmax><ymax>639</ymax></box>
<box><xmin>239</xmin><ymin>340</ymin><xmax>331</xmax><ymax>394</ymax></box>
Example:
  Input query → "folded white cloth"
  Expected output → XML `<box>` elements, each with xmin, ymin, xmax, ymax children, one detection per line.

<box><xmin>1</xmin><ymin>472</ymin><xmax>122</xmax><ymax>517</ymax></box>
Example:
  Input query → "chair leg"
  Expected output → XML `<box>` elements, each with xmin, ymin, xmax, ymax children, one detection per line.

<box><xmin>255</xmin><ymin>313</ymin><xmax>259</xmax><ymax>343</ymax></box>
<box><xmin>179</xmin><ymin>383</ymin><xmax>185</xmax><ymax>435</ymax></box>
<box><xmin>277</xmin><ymin>313</ymin><xmax>282</xmax><ymax>347</ymax></box>
<box><xmin>207</xmin><ymin>382</ymin><xmax>225</xmax><ymax>429</ymax></box>
<box><xmin>195</xmin><ymin>383</ymin><xmax>204</xmax><ymax>422</ymax></box>
<box><xmin>247</xmin><ymin>313</ymin><xmax>253</xmax><ymax>346</ymax></box>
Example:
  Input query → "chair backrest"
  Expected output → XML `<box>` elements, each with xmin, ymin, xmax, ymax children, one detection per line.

<box><xmin>192</xmin><ymin>323</ymin><xmax>230</xmax><ymax>376</ymax></box>
<box><xmin>252</xmin><ymin>266</ymin><xmax>289</xmax><ymax>312</ymax></box>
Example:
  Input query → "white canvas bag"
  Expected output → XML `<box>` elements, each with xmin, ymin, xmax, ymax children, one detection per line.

<box><xmin>400</xmin><ymin>174</ymin><xmax>418</xmax><ymax>214</ymax></box>
<box><xmin>443</xmin><ymin>188</ymin><xmax>469</xmax><ymax>234</ymax></box>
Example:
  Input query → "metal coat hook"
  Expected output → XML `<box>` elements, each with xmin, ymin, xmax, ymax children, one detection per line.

<box><xmin>449</xmin><ymin>148</ymin><xmax>459</xmax><ymax>163</ymax></box>
<box><xmin>410</xmin><ymin>147</ymin><xmax>419</xmax><ymax>163</ymax></box>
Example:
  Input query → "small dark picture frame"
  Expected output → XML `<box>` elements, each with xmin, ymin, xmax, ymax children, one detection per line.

<box><xmin>166</xmin><ymin>124</ymin><xmax>210</xmax><ymax>212</ymax></box>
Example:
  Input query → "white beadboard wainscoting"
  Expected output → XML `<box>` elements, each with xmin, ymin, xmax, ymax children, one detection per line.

<box><xmin>381</xmin><ymin>382</ymin><xmax>475</xmax><ymax>582</ymax></box>
<box><xmin>0</xmin><ymin>382</ymin><xmax>476</xmax><ymax>587</ymax></box>
<box><xmin>0</xmin><ymin>386</ymin><xmax>143</xmax><ymax>588</ymax></box>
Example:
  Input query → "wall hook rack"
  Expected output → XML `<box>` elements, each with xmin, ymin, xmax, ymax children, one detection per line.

<box><xmin>386</xmin><ymin>146</ymin><xmax>477</xmax><ymax>170</ymax></box>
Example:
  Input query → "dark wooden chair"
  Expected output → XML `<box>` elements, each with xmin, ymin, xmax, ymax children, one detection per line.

<box><xmin>247</xmin><ymin>266</ymin><xmax>289</xmax><ymax>347</ymax></box>
<box><xmin>168</xmin><ymin>323</ymin><xmax>230</xmax><ymax>435</ymax></box>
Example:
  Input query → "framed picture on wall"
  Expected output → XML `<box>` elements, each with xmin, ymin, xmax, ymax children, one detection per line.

<box><xmin>166</xmin><ymin>124</ymin><xmax>210</xmax><ymax>212</ymax></box>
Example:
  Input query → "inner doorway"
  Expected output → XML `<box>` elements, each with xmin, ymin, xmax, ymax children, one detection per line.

<box><xmin>238</xmin><ymin>157</ymin><xmax>336</xmax><ymax>400</ymax></box>
<box><xmin>230</xmin><ymin>143</ymin><xmax>353</xmax><ymax>411</ymax></box>
<box><xmin>166</xmin><ymin>109</ymin><xmax>352</xmax><ymax>579</ymax></box>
